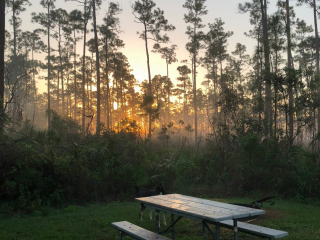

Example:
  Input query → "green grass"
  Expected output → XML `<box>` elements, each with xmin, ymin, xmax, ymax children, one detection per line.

<box><xmin>0</xmin><ymin>198</ymin><xmax>319</xmax><ymax>240</ymax></box>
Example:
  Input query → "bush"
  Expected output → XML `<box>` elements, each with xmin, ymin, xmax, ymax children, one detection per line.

<box><xmin>0</xmin><ymin>112</ymin><xmax>319</xmax><ymax>212</ymax></box>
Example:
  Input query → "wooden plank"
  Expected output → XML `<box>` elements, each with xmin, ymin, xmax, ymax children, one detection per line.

<box><xmin>152</xmin><ymin>194</ymin><xmax>264</xmax><ymax>217</ymax></box>
<box><xmin>162</xmin><ymin>194</ymin><xmax>265</xmax><ymax>217</ymax></box>
<box><xmin>219</xmin><ymin>220</ymin><xmax>288</xmax><ymax>239</ymax></box>
<box><xmin>147</xmin><ymin>196</ymin><xmax>250</xmax><ymax>219</ymax></box>
<box><xmin>111</xmin><ymin>221</ymin><xmax>170</xmax><ymax>240</ymax></box>
<box><xmin>142</xmin><ymin>203</ymin><xmax>203</xmax><ymax>222</ymax></box>
<box><xmin>136</xmin><ymin>197</ymin><xmax>233</xmax><ymax>221</ymax></box>
<box><xmin>164</xmin><ymin>194</ymin><xmax>248</xmax><ymax>210</ymax></box>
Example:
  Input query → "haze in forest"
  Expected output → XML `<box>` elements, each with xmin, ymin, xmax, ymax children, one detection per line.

<box><xmin>1</xmin><ymin>0</ymin><xmax>319</xmax><ymax>149</ymax></box>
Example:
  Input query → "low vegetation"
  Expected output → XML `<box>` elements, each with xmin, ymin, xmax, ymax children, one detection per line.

<box><xmin>0</xmin><ymin>113</ymin><xmax>319</xmax><ymax>213</ymax></box>
<box><xmin>0</xmin><ymin>198</ymin><xmax>319</xmax><ymax>239</ymax></box>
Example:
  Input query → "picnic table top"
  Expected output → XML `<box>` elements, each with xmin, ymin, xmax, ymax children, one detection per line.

<box><xmin>135</xmin><ymin>194</ymin><xmax>265</xmax><ymax>222</ymax></box>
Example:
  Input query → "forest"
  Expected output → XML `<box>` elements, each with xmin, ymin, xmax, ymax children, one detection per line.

<box><xmin>0</xmin><ymin>0</ymin><xmax>319</xmax><ymax>212</ymax></box>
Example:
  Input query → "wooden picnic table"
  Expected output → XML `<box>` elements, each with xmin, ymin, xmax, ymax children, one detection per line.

<box><xmin>135</xmin><ymin>194</ymin><xmax>265</xmax><ymax>240</ymax></box>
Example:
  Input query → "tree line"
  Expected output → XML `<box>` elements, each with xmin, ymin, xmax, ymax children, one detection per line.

<box><xmin>0</xmin><ymin>0</ymin><xmax>319</xmax><ymax>150</ymax></box>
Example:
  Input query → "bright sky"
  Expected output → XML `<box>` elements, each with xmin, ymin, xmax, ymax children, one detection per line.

<box><xmin>7</xmin><ymin>0</ymin><xmax>312</xmax><ymax>94</ymax></box>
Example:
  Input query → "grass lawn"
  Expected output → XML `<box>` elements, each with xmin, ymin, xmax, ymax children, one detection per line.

<box><xmin>0</xmin><ymin>197</ymin><xmax>319</xmax><ymax>240</ymax></box>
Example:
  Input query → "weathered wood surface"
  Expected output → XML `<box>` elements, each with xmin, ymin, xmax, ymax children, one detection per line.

<box><xmin>111</xmin><ymin>221</ymin><xmax>170</xmax><ymax>240</ymax></box>
<box><xmin>219</xmin><ymin>220</ymin><xmax>288</xmax><ymax>239</ymax></box>
<box><xmin>135</xmin><ymin>194</ymin><xmax>265</xmax><ymax>222</ymax></box>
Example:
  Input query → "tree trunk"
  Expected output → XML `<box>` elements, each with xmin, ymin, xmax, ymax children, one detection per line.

<box><xmin>31</xmin><ymin>48</ymin><xmax>38</xmax><ymax>127</ymax></box>
<box><xmin>93</xmin><ymin>0</ymin><xmax>101</xmax><ymax>135</ymax></box>
<box><xmin>105</xmin><ymin>35</ymin><xmax>110</xmax><ymax>131</ymax></box>
<box><xmin>286</xmin><ymin>0</ymin><xmax>294</xmax><ymax>145</ymax></box>
<box><xmin>73</xmin><ymin>29</ymin><xmax>77</xmax><ymax>121</ymax></box>
<box><xmin>58</xmin><ymin>28</ymin><xmax>64</xmax><ymax>115</ymax></box>
<box><xmin>167</xmin><ymin>63</ymin><xmax>170</xmax><ymax>123</ymax></box>
<box><xmin>193</xmin><ymin>19</ymin><xmax>198</xmax><ymax>144</ymax></box>
<box><xmin>12</xmin><ymin>0</ymin><xmax>19</xmax><ymax>123</ymax></box>
<box><xmin>0</xmin><ymin>0</ymin><xmax>4</xmax><ymax>123</ymax></box>
<box><xmin>313</xmin><ymin>0</ymin><xmax>320</xmax><ymax>150</ymax></box>
<box><xmin>260</xmin><ymin>0</ymin><xmax>272</xmax><ymax>138</ymax></box>
<box><xmin>257</xmin><ymin>30</ymin><xmax>262</xmax><ymax>126</ymax></box>
<box><xmin>144</xmin><ymin>24</ymin><xmax>152</xmax><ymax>139</ymax></box>
<box><xmin>47</xmin><ymin>4</ymin><xmax>51</xmax><ymax>127</ymax></box>
<box><xmin>82</xmin><ymin>0</ymin><xmax>88</xmax><ymax>133</ymax></box>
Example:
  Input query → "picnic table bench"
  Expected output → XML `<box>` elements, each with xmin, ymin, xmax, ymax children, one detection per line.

<box><xmin>111</xmin><ymin>221</ymin><xmax>170</xmax><ymax>240</ymax></box>
<box><xmin>219</xmin><ymin>220</ymin><xmax>288</xmax><ymax>239</ymax></box>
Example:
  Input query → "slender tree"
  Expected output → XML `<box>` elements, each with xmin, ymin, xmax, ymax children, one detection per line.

<box><xmin>239</xmin><ymin>0</ymin><xmax>272</xmax><ymax>138</ymax></box>
<box><xmin>7</xmin><ymin>0</ymin><xmax>31</xmax><ymax>122</ymax></box>
<box><xmin>132</xmin><ymin>0</ymin><xmax>175</xmax><ymax>139</ymax></box>
<box><xmin>24</xmin><ymin>29</ymin><xmax>45</xmax><ymax>125</ymax></box>
<box><xmin>92</xmin><ymin>0</ymin><xmax>102</xmax><ymax>134</ymax></box>
<box><xmin>81</xmin><ymin>0</ymin><xmax>91</xmax><ymax>133</ymax></box>
<box><xmin>183</xmin><ymin>0</ymin><xmax>207</xmax><ymax>143</ymax></box>
<box><xmin>68</xmin><ymin>9</ymin><xmax>82</xmax><ymax>121</ymax></box>
<box><xmin>66</xmin><ymin>0</ymin><xmax>92</xmax><ymax>132</ymax></box>
<box><xmin>176</xmin><ymin>65</ymin><xmax>192</xmax><ymax>120</ymax></box>
<box><xmin>0</xmin><ymin>0</ymin><xmax>4</xmax><ymax>126</ymax></box>
<box><xmin>32</xmin><ymin>0</ymin><xmax>56</xmax><ymax>127</ymax></box>
<box><xmin>152</xmin><ymin>43</ymin><xmax>177</xmax><ymax>122</ymax></box>
<box><xmin>51</xmin><ymin>8</ymin><xmax>68</xmax><ymax>115</ymax></box>
<box><xmin>99</xmin><ymin>2</ymin><xmax>123</xmax><ymax>131</ymax></box>
<box><xmin>297</xmin><ymin>0</ymin><xmax>320</xmax><ymax>148</ymax></box>
<box><xmin>285</xmin><ymin>0</ymin><xmax>294</xmax><ymax>145</ymax></box>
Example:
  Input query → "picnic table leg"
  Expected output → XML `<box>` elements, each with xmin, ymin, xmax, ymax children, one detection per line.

<box><xmin>233</xmin><ymin>220</ymin><xmax>238</xmax><ymax>240</ymax></box>
<box><xmin>202</xmin><ymin>221</ymin><xmax>219</xmax><ymax>240</ymax></box>
<box><xmin>216</xmin><ymin>222</ymin><xmax>220</xmax><ymax>239</ymax></box>
<box><xmin>155</xmin><ymin>210</ymin><xmax>160</xmax><ymax>233</ymax></box>
<box><xmin>118</xmin><ymin>230</ymin><xmax>122</xmax><ymax>240</ymax></box>
<box><xmin>202</xmin><ymin>222</ymin><xmax>206</xmax><ymax>239</ymax></box>
<box><xmin>171</xmin><ymin>213</ymin><xmax>175</xmax><ymax>240</ymax></box>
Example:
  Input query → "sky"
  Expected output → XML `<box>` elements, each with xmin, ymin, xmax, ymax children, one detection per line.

<box><xmin>6</xmin><ymin>0</ymin><xmax>313</xmax><ymax>95</ymax></box>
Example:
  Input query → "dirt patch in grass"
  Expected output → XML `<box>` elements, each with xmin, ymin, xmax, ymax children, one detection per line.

<box><xmin>255</xmin><ymin>208</ymin><xmax>285</xmax><ymax>221</ymax></box>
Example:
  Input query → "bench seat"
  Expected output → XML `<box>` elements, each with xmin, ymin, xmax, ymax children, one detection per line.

<box><xmin>219</xmin><ymin>220</ymin><xmax>288</xmax><ymax>239</ymax></box>
<box><xmin>111</xmin><ymin>221</ymin><xmax>170</xmax><ymax>240</ymax></box>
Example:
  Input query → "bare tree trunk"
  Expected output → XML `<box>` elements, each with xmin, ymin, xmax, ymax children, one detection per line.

<box><xmin>193</xmin><ymin>53</ymin><xmax>197</xmax><ymax>143</ymax></box>
<box><xmin>73</xmin><ymin>29</ymin><xmax>77</xmax><ymax>121</ymax></box>
<box><xmin>144</xmin><ymin>24</ymin><xmax>152</xmax><ymax>139</ymax></box>
<box><xmin>82</xmin><ymin>0</ymin><xmax>88</xmax><ymax>133</ymax></box>
<box><xmin>12</xmin><ymin>0</ymin><xmax>19</xmax><ymax>123</ymax></box>
<box><xmin>47</xmin><ymin>4</ymin><xmax>51</xmax><ymax>127</ymax></box>
<box><xmin>58</xmin><ymin>28</ymin><xmax>64</xmax><ymax>115</ymax></box>
<box><xmin>31</xmin><ymin>48</ymin><xmax>38</xmax><ymax>127</ymax></box>
<box><xmin>0</xmin><ymin>0</ymin><xmax>4</xmax><ymax>123</ymax></box>
<box><xmin>313</xmin><ymin>0</ymin><xmax>320</xmax><ymax>150</ymax></box>
<box><xmin>260</xmin><ymin>0</ymin><xmax>272</xmax><ymax>138</ymax></box>
<box><xmin>105</xmin><ymin>36</ymin><xmax>110</xmax><ymax>131</ymax></box>
<box><xmin>167</xmin><ymin>63</ymin><xmax>170</xmax><ymax>123</ymax></box>
<box><xmin>257</xmin><ymin>31</ymin><xmax>262</xmax><ymax>126</ymax></box>
<box><xmin>93</xmin><ymin>0</ymin><xmax>101</xmax><ymax>135</ymax></box>
<box><xmin>184</xmin><ymin>79</ymin><xmax>186</xmax><ymax>120</ymax></box>
<box><xmin>286</xmin><ymin>0</ymin><xmax>294</xmax><ymax>145</ymax></box>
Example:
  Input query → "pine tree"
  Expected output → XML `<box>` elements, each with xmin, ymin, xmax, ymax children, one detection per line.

<box><xmin>152</xmin><ymin>43</ymin><xmax>177</xmax><ymax>122</ymax></box>
<box><xmin>183</xmin><ymin>0</ymin><xmax>207</xmax><ymax>143</ymax></box>
<box><xmin>0</xmin><ymin>0</ymin><xmax>5</xmax><ymax>127</ymax></box>
<box><xmin>99</xmin><ymin>2</ymin><xmax>123</xmax><ymax>131</ymax></box>
<box><xmin>132</xmin><ymin>0</ymin><xmax>175</xmax><ymax>139</ymax></box>
<box><xmin>32</xmin><ymin>0</ymin><xmax>56</xmax><ymax>127</ymax></box>
<box><xmin>92</xmin><ymin>0</ymin><xmax>102</xmax><ymax>135</ymax></box>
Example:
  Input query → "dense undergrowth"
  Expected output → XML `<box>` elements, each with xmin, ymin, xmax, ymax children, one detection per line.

<box><xmin>0</xmin><ymin>111</ymin><xmax>319</xmax><ymax>212</ymax></box>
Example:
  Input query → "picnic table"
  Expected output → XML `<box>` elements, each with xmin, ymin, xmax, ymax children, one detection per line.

<box><xmin>135</xmin><ymin>193</ymin><xmax>265</xmax><ymax>240</ymax></box>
